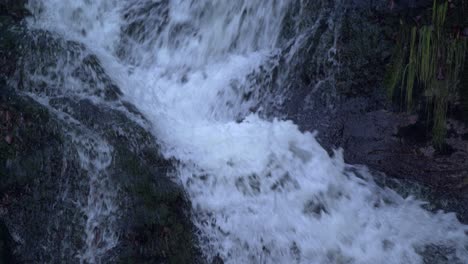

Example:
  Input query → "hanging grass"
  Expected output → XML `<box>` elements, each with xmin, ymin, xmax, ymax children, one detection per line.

<box><xmin>385</xmin><ymin>0</ymin><xmax>467</xmax><ymax>149</ymax></box>
<box><xmin>417</xmin><ymin>25</ymin><xmax>435</xmax><ymax>88</ymax></box>
<box><xmin>384</xmin><ymin>23</ymin><xmax>408</xmax><ymax>100</ymax></box>
<box><xmin>406</xmin><ymin>26</ymin><xmax>418</xmax><ymax>109</ymax></box>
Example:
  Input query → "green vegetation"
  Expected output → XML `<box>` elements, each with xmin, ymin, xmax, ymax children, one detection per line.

<box><xmin>385</xmin><ymin>0</ymin><xmax>467</xmax><ymax>149</ymax></box>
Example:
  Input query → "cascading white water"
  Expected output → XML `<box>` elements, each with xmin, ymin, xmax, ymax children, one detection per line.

<box><xmin>27</xmin><ymin>0</ymin><xmax>468</xmax><ymax>263</ymax></box>
<box><xmin>73</xmin><ymin>134</ymin><xmax>117</xmax><ymax>264</ymax></box>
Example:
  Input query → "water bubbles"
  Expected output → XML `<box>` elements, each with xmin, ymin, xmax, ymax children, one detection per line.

<box><xmin>27</xmin><ymin>0</ymin><xmax>468</xmax><ymax>263</ymax></box>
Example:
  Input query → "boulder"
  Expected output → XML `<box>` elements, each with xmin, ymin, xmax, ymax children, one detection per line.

<box><xmin>0</xmin><ymin>8</ymin><xmax>202</xmax><ymax>263</ymax></box>
<box><xmin>280</xmin><ymin>0</ymin><xmax>468</xmax><ymax>223</ymax></box>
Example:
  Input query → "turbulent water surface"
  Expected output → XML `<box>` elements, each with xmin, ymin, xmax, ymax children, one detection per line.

<box><xmin>24</xmin><ymin>0</ymin><xmax>468</xmax><ymax>263</ymax></box>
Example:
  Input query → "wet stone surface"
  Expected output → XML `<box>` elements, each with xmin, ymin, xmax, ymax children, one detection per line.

<box><xmin>0</xmin><ymin>3</ymin><xmax>203</xmax><ymax>263</ymax></box>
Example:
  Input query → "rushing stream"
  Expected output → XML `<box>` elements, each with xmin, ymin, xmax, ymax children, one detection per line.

<box><xmin>22</xmin><ymin>0</ymin><xmax>468</xmax><ymax>263</ymax></box>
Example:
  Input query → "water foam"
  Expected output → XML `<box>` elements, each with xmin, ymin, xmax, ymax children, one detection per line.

<box><xmin>27</xmin><ymin>0</ymin><xmax>468</xmax><ymax>263</ymax></box>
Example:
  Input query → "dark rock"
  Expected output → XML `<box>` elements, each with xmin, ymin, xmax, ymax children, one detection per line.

<box><xmin>1</xmin><ymin>77</ymin><xmax>202</xmax><ymax>263</ymax></box>
<box><xmin>463</xmin><ymin>27</ymin><xmax>468</xmax><ymax>37</ymax></box>
<box><xmin>0</xmin><ymin>87</ymin><xmax>77</xmax><ymax>263</ymax></box>
<box><xmin>0</xmin><ymin>14</ymin><xmax>202</xmax><ymax>263</ymax></box>
<box><xmin>212</xmin><ymin>255</ymin><xmax>224</xmax><ymax>264</ymax></box>
<box><xmin>282</xmin><ymin>1</ymin><xmax>468</xmax><ymax>223</ymax></box>
<box><xmin>117</xmin><ymin>0</ymin><xmax>169</xmax><ymax>64</ymax></box>
<box><xmin>0</xmin><ymin>0</ymin><xmax>30</xmax><ymax>21</ymax></box>
<box><xmin>0</xmin><ymin>220</ymin><xmax>14</xmax><ymax>264</ymax></box>
<box><xmin>0</xmin><ymin>15</ymin><xmax>25</xmax><ymax>79</ymax></box>
<box><xmin>391</xmin><ymin>0</ymin><xmax>433</xmax><ymax>11</ymax></box>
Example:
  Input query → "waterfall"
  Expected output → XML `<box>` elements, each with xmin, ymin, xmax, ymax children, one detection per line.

<box><xmin>24</xmin><ymin>0</ymin><xmax>468</xmax><ymax>263</ymax></box>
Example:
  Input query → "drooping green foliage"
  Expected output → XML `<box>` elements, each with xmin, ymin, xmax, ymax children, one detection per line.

<box><xmin>384</xmin><ymin>24</ymin><xmax>408</xmax><ymax>100</ymax></box>
<box><xmin>406</xmin><ymin>26</ymin><xmax>418</xmax><ymax>109</ymax></box>
<box><xmin>385</xmin><ymin>0</ymin><xmax>467</xmax><ymax>149</ymax></box>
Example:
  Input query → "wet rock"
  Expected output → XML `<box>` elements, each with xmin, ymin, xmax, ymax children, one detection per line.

<box><xmin>0</xmin><ymin>220</ymin><xmax>14</xmax><ymax>264</ymax></box>
<box><xmin>0</xmin><ymin>14</ymin><xmax>202</xmax><ymax>263</ymax></box>
<box><xmin>283</xmin><ymin>1</ymin><xmax>468</xmax><ymax>223</ymax></box>
<box><xmin>1</xmin><ymin>75</ymin><xmax>202</xmax><ymax>263</ymax></box>
<box><xmin>0</xmin><ymin>0</ymin><xmax>30</xmax><ymax>21</ymax></box>
<box><xmin>0</xmin><ymin>16</ymin><xmax>25</xmax><ymax>79</ymax></box>
<box><xmin>44</xmin><ymin>97</ymin><xmax>203</xmax><ymax>263</ymax></box>
<box><xmin>212</xmin><ymin>255</ymin><xmax>224</xmax><ymax>264</ymax></box>
<box><xmin>0</xmin><ymin>87</ymin><xmax>75</xmax><ymax>262</ymax></box>
<box><xmin>391</xmin><ymin>0</ymin><xmax>433</xmax><ymax>11</ymax></box>
<box><xmin>117</xmin><ymin>0</ymin><xmax>169</xmax><ymax>64</ymax></box>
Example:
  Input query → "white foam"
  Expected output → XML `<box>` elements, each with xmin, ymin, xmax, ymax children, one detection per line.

<box><xmin>28</xmin><ymin>0</ymin><xmax>468</xmax><ymax>263</ymax></box>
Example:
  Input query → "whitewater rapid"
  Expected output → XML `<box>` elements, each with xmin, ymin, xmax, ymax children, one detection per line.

<box><xmin>26</xmin><ymin>0</ymin><xmax>468</xmax><ymax>263</ymax></box>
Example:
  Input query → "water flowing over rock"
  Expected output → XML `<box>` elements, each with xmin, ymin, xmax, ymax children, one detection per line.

<box><xmin>0</xmin><ymin>3</ymin><xmax>201</xmax><ymax>263</ymax></box>
<box><xmin>279</xmin><ymin>0</ymin><xmax>468</xmax><ymax>224</ymax></box>
<box><xmin>0</xmin><ymin>0</ymin><xmax>467</xmax><ymax>263</ymax></box>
